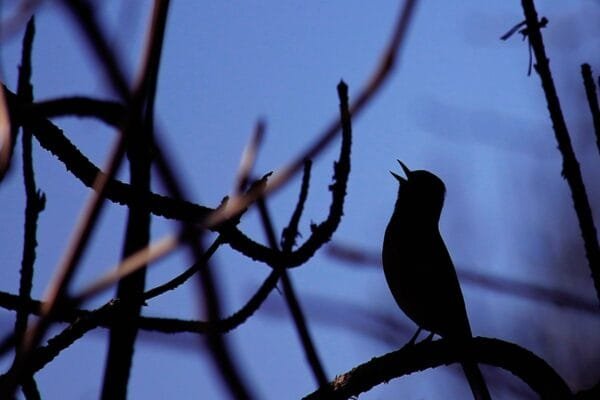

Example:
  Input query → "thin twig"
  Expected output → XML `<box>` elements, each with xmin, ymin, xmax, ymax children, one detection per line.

<box><xmin>195</xmin><ymin>253</ymin><xmax>256</xmax><ymax>399</ymax></box>
<box><xmin>0</xmin><ymin>275</ymin><xmax>278</xmax><ymax>339</ymax></box>
<box><xmin>12</xmin><ymin>17</ymin><xmax>44</xmax><ymax>399</ymax></box>
<box><xmin>0</xmin><ymin>14</ymin><xmax>39</xmax><ymax>182</ymax></box>
<box><xmin>581</xmin><ymin>64</ymin><xmax>600</xmax><ymax>156</ymax></box>
<box><xmin>14</xmin><ymin>15</ymin><xmax>37</xmax><ymax>350</ymax></box>
<box><xmin>281</xmin><ymin>160</ymin><xmax>312</xmax><ymax>251</ymax></box>
<box><xmin>235</xmin><ymin>120</ymin><xmax>266</xmax><ymax>193</ymax></box>
<box><xmin>143</xmin><ymin>236</ymin><xmax>222</xmax><ymax>300</ymax></box>
<box><xmin>521</xmin><ymin>0</ymin><xmax>600</xmax><ymax>307</ymax></box>
<box><xmin>256</xmin><ymin>197</ymin><xmax>329</xmax><ymax>388</ymax></box>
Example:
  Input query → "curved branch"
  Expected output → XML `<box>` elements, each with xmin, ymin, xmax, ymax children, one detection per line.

<box><xmin>303</xmin><ymin>337</ymin><xmax>572</xmax><ymax>400</ymax></box>
<box><xmin>223</xmin><ymin>81</ymin><xmax>352</xmax><ymax>268</ymax></box>
<box><xmin>27</xmin><ymin>97</ymin><xmax>124</xmax><ymax>126</ymax></box>
<box><xmin>287</xmin><ymin>81</ymin><xmax>351</xmax><ymax>263</ymax></box>
<box><xmin>3</xmin><ymin>84</ymin><xmax>354</xmax><ymax>269</ymax></box>
<box><xmin>0</xmin><ymin>264</ymin><xmax>281</xmax><ymax>372</ymax></box>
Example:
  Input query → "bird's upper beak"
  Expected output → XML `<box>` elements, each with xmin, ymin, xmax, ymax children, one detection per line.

<box><xmin>390</xmin><ymin>160</ymin><xmax>410</xmax><ymax>183</ymax></box>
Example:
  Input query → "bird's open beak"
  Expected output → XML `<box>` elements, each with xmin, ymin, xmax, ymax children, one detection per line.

<box><xmin>397</xmin><ymin>160</ymin><xmax>411</xmax><ymax>177</ymax></box>
<box><xmin>390</xmin><ymin>160</ymin><xmax>410</xmax><ymax>183</ymax></box>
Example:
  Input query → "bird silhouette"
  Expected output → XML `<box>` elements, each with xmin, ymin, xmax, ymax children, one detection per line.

<box><xmin>382</xmin><ymin>160</ymin><xmax>491</xmax><ymax>400</ymax></box>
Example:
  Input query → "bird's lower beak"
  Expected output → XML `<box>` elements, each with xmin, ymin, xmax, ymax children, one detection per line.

<box><xmin>390</xmin><ymin>171</ymin><xmax>405</xmax><ymax>182</ymax></box>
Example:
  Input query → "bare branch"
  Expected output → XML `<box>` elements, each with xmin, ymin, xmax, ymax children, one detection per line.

<box><xmin>234</xmin><ymin>120</ymin><xmax>266</xmax><ymax>194</ymax></box>
<box><xmin>521</xmin><ymin>0</ymin><xmax>600</xmax><ymax>307</ymax></box>
<box><xmin>303</xmin><ymin>337</ymin><xmax>572</xmax><ymax>400</ymax></box>
<box><xmin>28</xmin><ymin>97</ymin><xmax>124</xmax><ymax>126</ymax></box>
<box><xmin>281</xmin><ymin>159</ymin><xmax>312</xmax><ymax>251</ymax></box>
<box><xmin>256</xmin><ymin>198</ymin><xmax>329</xmax><ymax>388</ymax></box>
<box><xmin>581</xmin><ymin>64</ymin><xmax>600</xmax><ymax>156</ymax></box>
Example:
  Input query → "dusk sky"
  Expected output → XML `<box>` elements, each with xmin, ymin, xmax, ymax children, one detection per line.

<box><xmin>1</xmin><ymin>1</ymin><xmax>599</xmax><ymax>399</ymax></box>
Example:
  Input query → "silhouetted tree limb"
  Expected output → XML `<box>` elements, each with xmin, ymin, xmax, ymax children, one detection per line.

<box><xmin>257</xmin><ymin>197</ymin><xmax>329</xmax><ymax>388</ymax></box>
<box><xmin>303</xmin><ymin>337</ymin><xmax>572</xmax><ymax>400</ymax></box>
<box><xmin>28</xmin><ymin>97</ymin><xmax>124</xmax><ymax>126</ymax></box>
<box><xmin>521</xmin><ymin>0</ymin><xmax>600</xmax><ymax>306</ymax></box>
<box><xmin>4</xmin><ymin>82</ymin><xmax>355</xmax><ymax>271</ymax></box>
<box><xmin>0</xmin><ymin>266</ymin><xmax>279</xmax><ymax>337</ymax></box>
<box><xmin>0</xmin><ymin>1</ymin><xmax>440</xmax><ymax>397</ymax></box>
<box><xmin>101</xmin><ymin>0</ymin><xmax>170</xmax><ymax>397</ymax></box>
<box><xmin>581</xmin><ymin>64</ymin><xmax>600</xmax><ymax>157</ymax></box>
<box><xmin>281</xmin><ymin>160</ymin><xmax>312</xmax><ymax>251</ymax></box>
<box><xmin>14</xmin><ymin>14</ymin><xmax>36</xmax><ymax>352</ymax></box>
<box><xmin>14</xmin><ymin>16</ymin><xmax>43</xmax><ymax>400</ymax></box>
<box><xmin>250</xmin><ymin>81</ymin><xmax>352</xmax><ymax>388</ymax></box>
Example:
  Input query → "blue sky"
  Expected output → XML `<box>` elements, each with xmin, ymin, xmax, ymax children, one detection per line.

<box><xmin>1</xmin><ymin>1</ymin><xmax>599</xmax><ymax>399</ymax></box>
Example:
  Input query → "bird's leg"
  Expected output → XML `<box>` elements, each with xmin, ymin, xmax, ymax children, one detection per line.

<box><xmin>423</xmin><ymin>331</ymin><xmax>435</xmax><ymax>342</ymax></box>
<box><xmin>407</xmin><ymin>327</ymin><xmax>422</xmax><ymax>346</ymax></box>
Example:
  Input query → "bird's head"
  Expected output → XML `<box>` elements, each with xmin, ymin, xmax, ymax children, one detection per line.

<box><xmin>390</xmin><ymin>160</ymin><xmax>446</xmax><ymax>221</ymax></box>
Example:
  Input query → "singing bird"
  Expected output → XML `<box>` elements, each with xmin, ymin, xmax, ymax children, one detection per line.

<box><xmin>382</xmin><ymin>160</ymin><xmax>491</xmax><ymax>400</ymax></box>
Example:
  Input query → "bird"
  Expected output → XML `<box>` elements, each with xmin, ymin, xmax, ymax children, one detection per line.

<box><xmin>382</xmin><ymin>160</ymin><xmax>491</xmax><ymax>400</ymax></box>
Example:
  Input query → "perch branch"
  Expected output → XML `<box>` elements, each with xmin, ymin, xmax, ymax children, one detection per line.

<box><xmin>303</xmin><ymin>337</ymin><xmax>572</xmax><ymax>400</ymax></box>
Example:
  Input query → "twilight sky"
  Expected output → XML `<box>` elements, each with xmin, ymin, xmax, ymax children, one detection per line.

<box><xmin>1</xmin><ymin>1</ymin><xmax>599</xmax><ymax>399</ymax></box>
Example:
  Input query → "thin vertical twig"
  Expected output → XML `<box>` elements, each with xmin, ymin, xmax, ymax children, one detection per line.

<box><xmin>100</xmin><ymin>1</ymin><xmax>170</xmax><ymax>397</ymax></box>
<box><xmin>581</xmin><ymin>64</ymin><xmax>600</xmax><ymax>156</ymax></box>
<box><xmin>14</xmin><ymin>15</ymin><xmax>36</xmax><ymax>353</ymax></box>
<box><xmin>256</xmin><ymin>198</ymin><xmax>329</xmax><ymax>388</ymax></box>
<box><xmin>281</xmin><ymin>160</ymin><xmax>312</xmax><ymax>251</ymax></box>
<box><xmin>12</xmin><ymin>17</ymin><xmax>43</xmax><ymax>400</ymax></box>
<box><xmin>521</xmin><ymin>0</ymin><xmax>600</xmax><ymax>306</ymax></box>
<box><xmin>235</xmin><ymin>120</ymin><xmax>266</xmax><ymax>193</ymax></box>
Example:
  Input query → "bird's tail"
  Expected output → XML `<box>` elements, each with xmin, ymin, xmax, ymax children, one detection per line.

<box><xmin>461</xmin><ymin>361</ymin><xmax>491</xmax><ymax>400</ymax></box>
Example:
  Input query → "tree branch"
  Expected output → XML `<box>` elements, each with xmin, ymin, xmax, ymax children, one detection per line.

<box><xmin>521</xmin><ymin>0</ymin><xmax>600</xmax><ymax>306</ymax></box>
<box><xmin>303</xmin><ymin>337</ymin><xmax>572</xmax><ymax>400</ymax></box>
<box><xmin>580</xmin><ymin>64</ymin><xmax>600</xmax><ymax>157</ymax></box>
